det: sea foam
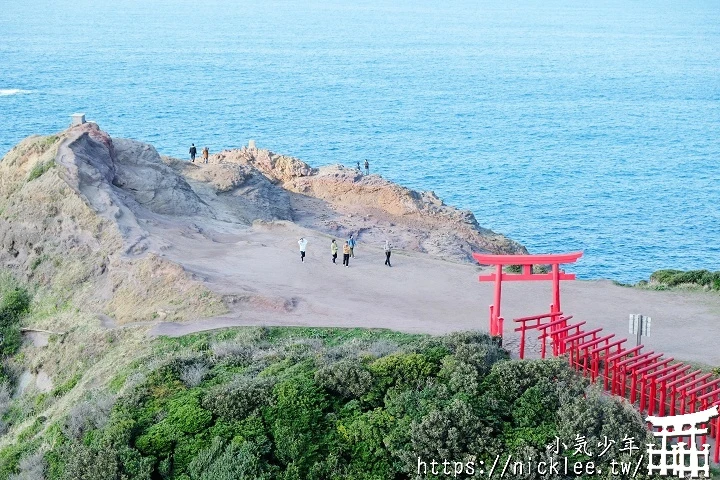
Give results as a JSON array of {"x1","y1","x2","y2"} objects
[{"x1": 0, "y1": 89, "x2": 33, "y2": 96}]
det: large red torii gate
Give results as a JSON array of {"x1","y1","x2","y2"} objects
[{"x1": 472, "y1": 251, "x2": 583, "y2": 337}]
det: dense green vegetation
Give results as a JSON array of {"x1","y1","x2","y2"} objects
[
  {"x1": 646, "y1": 269, "x2": 720, "y2": 291},
  {"x1": 0, "y1": 274, "x2": 31, "y2": 378},
  {"x1": 0, "y1": 325, "x2": 662, "y2": 479},
  {"x1": 504, "y1": 265, "x2": 549, "y2": 274}
]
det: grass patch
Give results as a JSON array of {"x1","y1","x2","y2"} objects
[
  {"x1": 27, "y1": 159, "x2": 55, "y2": 182},
  {"x1": 50, "y1": 373, "x2": 81, "y2": 398}
]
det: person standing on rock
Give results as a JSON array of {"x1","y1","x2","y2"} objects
[
  {"x1": 348, "y1": 234, "x2": 357, "y2": 257},
  {"x1": 298, "y1": 237, "x2": 308, "y2": 262},
  {"x1": 331, "y1": 239, "x2": 338, "y2": 264},
  {"x1": 364, "y1": 159, "x2": 369, "y2": 175},
  {"x1": 202, "y1": 146, "x2": 209, "y2": 164},
  {"x1": 384, "y1": 240, "x2": 392, "y2": 267},
  {"x1": 356, "y1": 161, "x2": 362, "y2": 173},
  {"x1": 342, "y1": 241, "x2": 351, "y2": 267},
  {"x1": 189, "y1": 144, "x2": 197, "y2": 162}
]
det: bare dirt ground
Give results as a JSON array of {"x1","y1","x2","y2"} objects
[{"x1": 142, "y1": 214, "x2": 720, "y2": 365}]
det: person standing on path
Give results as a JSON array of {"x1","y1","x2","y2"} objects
[
  {"x1": 364, "y1": 159, "x2": 369, "y2": 175},
  {"x1": 384, "y1": 240, "x2": 392, "y2": 267},
  {"x1": 331, "y1": 239, "x2": 338, "y2": 264},
  {"x1": 189, "y1": 144, "x2": 197, "y2": 162},
  {"x1": 298, "y1": 237, "x2": 308, "y2": 262},
  {"x1": 202, "y1": 146, "x2": 209, "y2": 164},
  {"x1": 342, "y1": 241, "x2": 351, "y2": 267},
  {"x1": 348, "y1": 234, "x2": 357, "y2": 257}
]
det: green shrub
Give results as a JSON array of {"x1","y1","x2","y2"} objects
[
  {"x1": 265, "y1": 376, "x2": 329, "y2": 473},
  {"x1": 0, "y1": 287, "x2": 31, "y2": 323},
  {"x1": 504, "y1": 265, "x2": 549, "y2": 274},
  {"x1": 202, "y1": 376, "x2": 275, "y2": 420},
  {"x1": 649, "y1": 269, "x2": 720, "y2": 290},
  {"x1": 56, "y1": 441, "x2": 121, "y2": 480},
  {"x1": 0, "y1": 285, "x2": 31, "y2": 356},
  {"x1": 511, "y1": 379, "x2": 559, "y2": 428},
  {"x1": 483, "y1": 358, "x2": 586, "y2": 408},
  {"x1": 188, "y1": 438, "x2": 277, "y2": 480},
  {"x1": 314, "y1": 359, "x2": 372, "y2": 399},
  {"x1": 368, "y1": 352, "x2": 437, "y2": 390},
  {"x1": 17, "y1": 327, "x2": 662, "y2": 479}
]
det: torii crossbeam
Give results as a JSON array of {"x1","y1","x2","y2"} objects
[{"x1": 473, "y1": 251, "x2": 583, "y2": 338}]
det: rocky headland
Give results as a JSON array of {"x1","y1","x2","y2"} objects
[{"x1": 0, "y1": 123, "x2": 524, "y2": 326}]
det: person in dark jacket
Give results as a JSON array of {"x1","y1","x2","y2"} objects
[
  {"x1": 189, "y1": 144, "x2": 197, "y2": 162},
  {"x1": 364, "y1": 159, "x2": 369, "y2": 175},
  {"x1": 348, "y1": 234, "x2": 357, "y2": 257}
]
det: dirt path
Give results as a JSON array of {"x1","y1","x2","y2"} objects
[{"x1": 138, "y1": 217, "x2": 720, "y2": 365}]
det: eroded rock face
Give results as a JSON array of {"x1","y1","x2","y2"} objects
[
  {"x1": 163, "y1": 159, "x2": 294, "y2": 223},
  {"x1": 210, "y1": 147, "x2": 316, "y2": 183},
  {"x1": 113, "y1": 138, "x2": 207, "y2": 216}
]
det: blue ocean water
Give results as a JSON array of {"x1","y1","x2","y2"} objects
[{"x1": 2, "y1": 0, "x2": 719, "y2": 282}]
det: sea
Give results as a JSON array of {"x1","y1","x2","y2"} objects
[{"x1": 1, "y1": 0, "x2": 719, "y2": 282}]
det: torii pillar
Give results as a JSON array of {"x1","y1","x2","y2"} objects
[{"x1": 473, "y1": 252, "x2": 583, "y2": 338}]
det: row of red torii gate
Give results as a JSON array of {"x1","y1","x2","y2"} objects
[{"x1": 473, "y1": 251, "x2": 720, "y2": 465}]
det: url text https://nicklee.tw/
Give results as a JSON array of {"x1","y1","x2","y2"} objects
[{"x1": 417, "y1": 454, "x2": 645, "y2": 478}]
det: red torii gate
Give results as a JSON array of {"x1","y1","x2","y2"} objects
[{"x1": 472, "y1": 251, "x2": 583, "y2": 337}]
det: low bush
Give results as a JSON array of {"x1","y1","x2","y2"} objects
[
  {"x1": 9, "y1": 451, "x2": 46, "y2": 480},
  {"x1": 63, "y1": 394, "x2": 116, "y2": 440},
  {"x1": 210, "y1": 341, "x2": 252, "y2": 366},
  {"x1": 649, "y1": 269, "x2": 720, "y2": 290},
  {"x1": 314, "y1": 358, "x2": 372, "y2": 399},
  {"x1": 179, "y1": 363, "x2": 209, "y2": 388},
  {"x1": 202, "y1": 375, "x2": 275, "y2": 420},
  {"x1": 0, "y1": 286, "x2": 31, "y2": 357}
]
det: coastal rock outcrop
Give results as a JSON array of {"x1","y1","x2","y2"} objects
[
  {"x1": 208, "y1": 147, "x2": 526, "y2": 261},
  {"x1": 112, "y1": 138, "x2": 208, "y2": 216}
]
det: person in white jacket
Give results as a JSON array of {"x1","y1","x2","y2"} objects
[
  {"x1": 298, "y1": 237, "x2": 308, "y2": 262},
  {"x1": 384, "y1": 240, "x2": 392, "y2": 267}
]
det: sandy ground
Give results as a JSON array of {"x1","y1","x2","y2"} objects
[{"x1": 140, "y1": 216, "x2": 720, "y2": 366}]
